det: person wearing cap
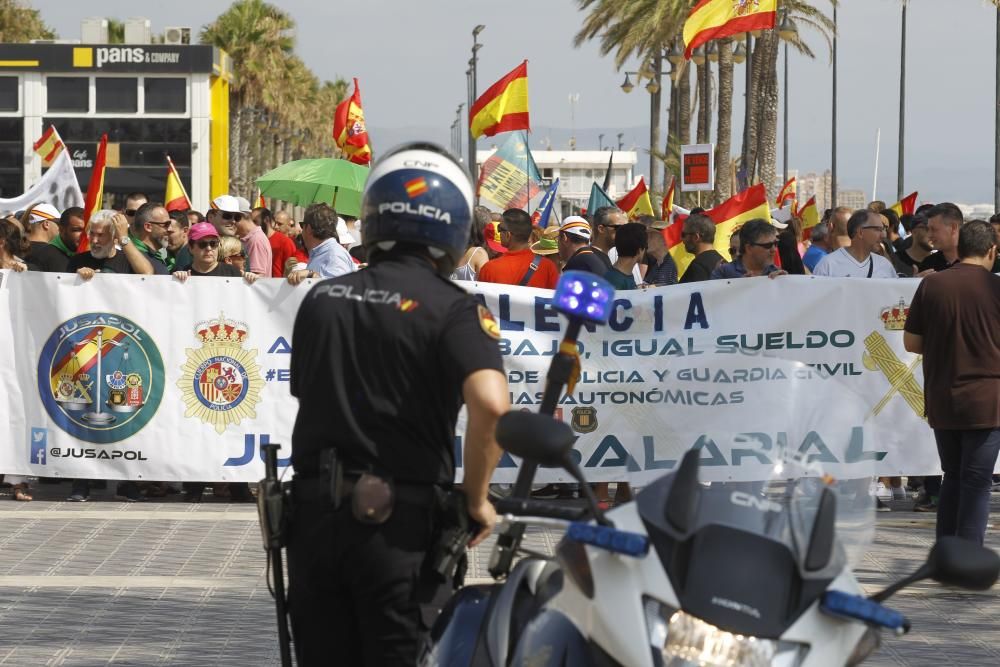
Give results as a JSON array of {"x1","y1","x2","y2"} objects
[
  {"x1": 529, "y1": 225, "x2": 561, "y2": 264},
  {"x1": 478, "y1": 208, "x2": 559, "y2": 289},
  {"x1": 255, "y1": 207, "x2": 297, "y2": 278},
  {"x1": 559, "y1": 217, "x2": 608, "y2": 275},
  {"x1": 207, "y1": 195, "x2": 243, "y2": 238},
  {"x1": 23, "y1": 203, "x2": 60, "y2": 262},
  {"x1": 287, "y1": 203, "x2": 357, "y2": 285},
  {"x1": 234, "y1": 204, "x2": 272, "y2": 277},
  {"x1": 643, "y1": 219, "x2": 679, "y2": 286},
  {"x1": 482, "y1": 220, "x2": 508, "y2": 259},
  {"x1": 172, "y1": 222, "x2": 257, "y2": 283},
  {"x1": 29, "y1": 206, "x2": 86, "y2": 273},
  {"x1": 130, "y1": 202, "x2": 171, "y2": 275},
  {"x1": 68, "y1": 209, "x2": 153, "y2": 278}
]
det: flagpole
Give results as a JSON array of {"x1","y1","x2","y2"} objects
[
  {"x1": 525, "y1": 130, "x2": 531, "y2": 215},
  {"x1": 831, "y1": 2, "x2": 838, "y2": 210}
]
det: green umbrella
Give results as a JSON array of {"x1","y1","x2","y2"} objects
[{"x1": 256, "y1": 158, "x2": 370, "y2": 217}]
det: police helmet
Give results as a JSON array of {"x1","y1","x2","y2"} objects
[{"x1": 361, "y1": 142, "x2": 473, "y2": 274}]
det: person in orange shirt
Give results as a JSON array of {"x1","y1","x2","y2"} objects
[{"x1": 477, "y1": 209, "x2": 559, "y2": 288}]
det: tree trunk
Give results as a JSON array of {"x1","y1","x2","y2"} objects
[
  {"x1": 649, "y1": 51, "x2": 663, "y2": 196},
  {"x1": 754, "y1": 30, "x2": 780, "y2": 195},
  {"x1": 230, "y1": 98, "x2": 244, "y2": 196},
  {"x1": 715, "y1": 38, "x2": 734, "y2": 203},
  {"x1": 695, "y1": 62, "x2": 710, "y2": 144},
  {"x1": 744, "y1": 35, "x2": 770, "y2": 183}
]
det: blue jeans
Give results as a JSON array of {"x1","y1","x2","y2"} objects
[{"x1": 934, "y1": 428, "x2": 1000, "y2": 545}]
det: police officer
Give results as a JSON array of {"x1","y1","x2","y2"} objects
[{"x1": 286, "y1": 142, "x2": 510, "y2": 666}]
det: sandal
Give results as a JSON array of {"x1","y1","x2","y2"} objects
[{"x1": 12, "y1": 484, "x2": 32, "y2": 502}]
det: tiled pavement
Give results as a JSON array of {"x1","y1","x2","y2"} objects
[{"x1": 0, "y1": 483, "x2": 997, "y2": 666}]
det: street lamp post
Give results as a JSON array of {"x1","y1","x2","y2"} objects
[
  {"x1": 467, "y1": 24, "x2": 484, "y2": 182},
  {"x1": 617, "y1": 133, "x2": 624, "y2": 151},
  {"x1": 779, "y1": 13, "x2": 798, "y2": 185},
  {"x1": 898, "y1": 0, "x2": 907, "y2": 202},
  {"x1": 598, "y1": 133, "x2": 604, "y2": 151},
  {"x1": 832, "y1": 2, "x2": 838, "y2": 209},
  {"x1": 621, "y1": 53, "x2": 673, "y2": 194}
]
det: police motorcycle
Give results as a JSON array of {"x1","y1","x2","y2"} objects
[{"x1": 421, "y1": 274, "x2": 1000, "y2": 667}]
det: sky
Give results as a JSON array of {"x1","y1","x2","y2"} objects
[{"x1": 27, "y1": 0, "x2": 1000, "y2": 204}]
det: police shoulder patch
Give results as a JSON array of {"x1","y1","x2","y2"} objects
[{"x1": 477, "y1": 305, "x2": 500, "y2": 340}]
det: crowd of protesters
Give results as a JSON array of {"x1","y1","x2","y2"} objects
[{"x1": 3, "y1": 193, "x2": 999, "y2": 523}]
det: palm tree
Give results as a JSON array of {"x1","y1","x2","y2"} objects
[
  {"x1": 0, "y1": 0, "x2": 54, "y2": 42},
  {"x1": 107, "y1": 19, "x2": 125, "y2": 44},
  {"x1": 715, "y1": 38, "x2": 734, "y2": 203}
]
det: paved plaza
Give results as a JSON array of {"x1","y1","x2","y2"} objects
[{"x1": 0, "y1": 483, "x2": 997, "y2": 666}]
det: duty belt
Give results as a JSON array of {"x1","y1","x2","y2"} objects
[{"x1": 292, "y1": 472, "x2": 437, "y2": 506}]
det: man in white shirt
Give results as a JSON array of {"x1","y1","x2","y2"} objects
[{"x1": 813, "y1": 209, "x2": 898, "y2": 279}]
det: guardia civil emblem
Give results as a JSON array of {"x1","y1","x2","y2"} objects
[
  {"x1": 571, "y1": 406, "x2": 599, "y2": 434},
  {"x1": 178, "y1": 314, "x2": 263, "y2": 434}
]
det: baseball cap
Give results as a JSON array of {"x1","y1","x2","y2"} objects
[
  {"x1": 188, "y1": 222, "x2": 220, "y2": 241},
  {"x1": 529, "y1": 226, "x2": 560, "y2": 255},
  {"x1": 210, "y1": 195, "x2": 242, "y2": 214},
  {"x1": 28, "y1": 203, "x2": 60, "y2": 224},
  {"x1": 646, "y1": 219, "x2": 670, "y2": 230},
  {"x1": 559, "y1": 216, "x2": 591, "y2": 241},
  {"x1": 483, "y1": 222, "x2": 507, "y2": 254},
  {"x1": 236, "y1": 196, "x2": 252, "y2": 214}
]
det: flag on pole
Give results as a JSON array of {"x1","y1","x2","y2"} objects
[
  {"x1": 532, "y1": 178, "x2": 560, "y2": 228},
  {"x1": 164, "y1": 156, "x2": 192, "y2": 212},
  {"x1": 476, "y1": 131, "x2": 542, "y2": 210},
  {"x1": 889, "y1": 191, "x2": 918, "y2": 217},
  {"x1": 33, "y1": 125, "x2": 66, "y2": 167},
  {"x1": 333, "y1": 78, "x2": 372, "y2": 165},
  {"x1": 775, "y1": 176, "x2": 796, "y2": 208},
  {"x1": 683, "y1": 0, "x2": 778, "y2": 59},
  {"x1": 601, "y1": 151, "x2": 614, "y2": 192},
  {"x1": 586, "y1": 182, "x2": 616, "y2": 218},
  {"x1": 77, "y1": 134, "x2": 108, "y2": 254},
  {"x1": 798, "y1": 196, "x2": 819, "y2": 230},
  {"x1": 616, "y1": 177, "x2": 655, "y2": 219},
  {"x1": 255, "y1": 192, "x2": 266, "y2": 208},
  {"x1": 662, "y1": 176, "x2": 676, "y2": 221},
  {"x1": 665, "y1": 183, "x2": 771, "y2": 277},
  {"x1": 469, "y1": 61, "x2": 530, "y2": 139}
]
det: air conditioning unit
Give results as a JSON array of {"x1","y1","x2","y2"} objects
[
  {"x1": 163, "y1": 27, "x2": 192, "y2": 46},
  {"x1": 81, "y1": 17, "x2": 108, "y2": 44},
  {"x1": 124, "y1": 18, "x2": 151, "y2": 45}
]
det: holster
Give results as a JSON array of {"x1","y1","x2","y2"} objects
[
  {"x1": 257, "y1": 477, "x2": 292, "y2": 551},
  {"x1": 427, "y1": 487, "x2": 477, "y2": 589}
]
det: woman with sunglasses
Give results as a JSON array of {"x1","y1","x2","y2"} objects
[
  {"x1": 710, "y1": 218, "x2": 787, "y2": 279},
  {"x1": 172, "y1": 222, "x2": 257, "y2": 284}
]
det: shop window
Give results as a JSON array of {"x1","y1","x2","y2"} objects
[
  {"x1": 47, "y1": 77, "x2": 89, "y2": 112},
  {"x1": 0, "y1": 78, "x2": 17, "y2": 112},
  {"x1": 144, "y1": 78, "x2": 186, "y2": 113},
  {"x1": 96, "y1": 77, "x2": 138, "y2": 113}
]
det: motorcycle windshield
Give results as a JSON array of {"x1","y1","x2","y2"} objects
[{"x1": 636, "y1": 351, "x2": 877, "y2": 638}]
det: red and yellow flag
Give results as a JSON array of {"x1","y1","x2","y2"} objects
[
  {"x1": 333, "y1": 78, "x2": 372, "y2": 165},
  {"x1": 798, "y1": 195, "x2": 819, "y2": 230},
  {"x1": 77, "y1": 133, "x2": 108, "y2": 254},
  {"x1": 665, "y1": 183, "x2": 771, "y2": 277},
  {"x1": 470, "y1": 60, "x2": 530, "y2": 139},
  {"x1": 616, "y1": 176, "x2": 655, "y2": 219},
  {"x1": 661, "y1": 176, "x2": 676, "y2": 221},
  {"x1": 33, "y1": 125, "x2": 65, "y2": 167},
  {"x1": 890, "y1": 191, "x2": 918, "y2": 217},
  {"x1": 775, "y1": 176, "x2": 796, "y2": 208},
  {"x1": 164, "y1": 155, "x2": 192, "y2": 212},
  {"x1": 683, "y1": 0, "x2": 777, "y2": 59}
]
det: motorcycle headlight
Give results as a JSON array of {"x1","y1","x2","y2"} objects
[{"x1": 644, "y1": 599, "x2": 806, "y2": 667}]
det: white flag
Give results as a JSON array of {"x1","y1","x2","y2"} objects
[{"x1": 0, "y1": 150, "x2": 84, "y2": 215}]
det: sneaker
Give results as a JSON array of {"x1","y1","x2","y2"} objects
[
  {"x1": 66, "y1": 492, "x2": 89, "y2": 502},
  {"x1": 114, "y1": 482, "x2": 143, "y2": 502},
  {"x1": 875, "y1": 498, "x2": 892, "y2": 512}
]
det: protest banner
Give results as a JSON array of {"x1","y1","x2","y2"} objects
[{"x1": 0, "y1": 271, "x2": 945, "y2": 483}]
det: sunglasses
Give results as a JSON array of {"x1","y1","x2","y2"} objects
[
  {"x1": 750, "y1": 241, "x2": 780, "y2": 250},
  {"x1": 147, "y1": 220, "x2": 171, "y2": 229},
  {"x1": 195, "y1": 239, "x2": 220, "y2": 249},
  {"x1": 221, "y1": 212, "x2": 244, "y2": 222},
  {"x1": 124, "y1": 209, "x2": 138, "y2": 216},
  {"x1": 861, "y1": 225, "x2": 885, "y2": 232}
]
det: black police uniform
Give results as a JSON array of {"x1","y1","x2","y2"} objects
[{"x1": 287, "y1": 251, "x2": 503, "y2": 666}]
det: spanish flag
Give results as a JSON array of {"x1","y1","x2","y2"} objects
[
  {"x1": 33, "y1": 125, "x2": 65, "y2": 167},
  {"x1": 683, "y1": 0, "x2": 777, "y2": 59},
  {"x1": 77, "y1": 133, "x2": 108, "y2": 254},
  {"x1": 661, "y1": 176, "x2": 676, "y2": 221},
  {"x1": 164, "y1": 155, "x2": 192, "y2": 212},
  {"x1": 333, "y1": 78, "x2": 372, "y2": 165},
  {"x1": 775, "y1": 176, "x2": 796, "y2": 208},
  {"x1": 797, "y1": 195, "x2": 819, "y2": 230},
  {"x1": 470, "y1": 60, "x2": 530, "y2": 139},
  {"x1": 890, "y1": 191, "x2": 918, "y2": 217},
  {"x1": 665, "y1": 183, "x2": 771, "y2": 277},
  {"x1": 616, "y1": 177, "x2": 655, "y2": 219}
]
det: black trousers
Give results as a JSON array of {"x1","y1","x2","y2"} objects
[{"x1": 286, "y1": 494, "x2": 450, "y2": 666}]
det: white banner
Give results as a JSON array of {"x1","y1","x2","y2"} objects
[
  {"x1": 0, "y1": 271, "x2": 944, "y2": 483},
  {"x1": 0, "y1": 150, "x2": 84, "y2": 214}
]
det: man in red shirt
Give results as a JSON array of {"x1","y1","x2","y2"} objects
[
  {"x1": 477, "y1": 208, "x2": 559, "y2": 288},
  {"x1": 254, "y1": 206, "x2": 296, "y2": 278}
]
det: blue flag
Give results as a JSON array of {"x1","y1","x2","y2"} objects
[
  {"x1": 533, "y1": 178, "x2": 559, "y2": 228},
  {"x1": 586, "y1": 181, "x2": 616, "y2": 217}
]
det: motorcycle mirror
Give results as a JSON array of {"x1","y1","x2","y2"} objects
[
  {"x1": 927, "y1": 537, "x2": 1000, "y2": 591},
  {"x1": 495, "y1": 411, "x2": 576, "y2": 468},
  {"x1": 665, "y1": 448, "x2": 701, "y2": 533}
]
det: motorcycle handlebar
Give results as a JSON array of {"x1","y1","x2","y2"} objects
[{"x1": 494, "y1": 497, "x2": 591, "y2": 521}]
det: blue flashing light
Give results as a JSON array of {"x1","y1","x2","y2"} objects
[
  {"x1": 820, "y1": 591, "x2": 906, "y2": 632},
  {"x1": 554, "y1": 271, "x2": 615, "y2": 324},
  {"x1": 567, "y1": 522, "x2": 650, "y2": 557}
]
